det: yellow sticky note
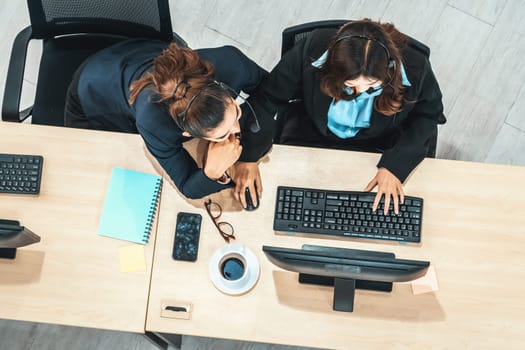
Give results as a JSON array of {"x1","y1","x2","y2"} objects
[
  {"x1": 118, "y1": 245, "x2": 146, "y2": 273},
  {"x1": 411, "y1": 265, "x2": 439, "y2": 295}
]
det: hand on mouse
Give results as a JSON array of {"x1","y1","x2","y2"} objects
[
  {"x1": 203, "y1": 134, "x2": 242, "y2": 180},
  {"x1": 232, "y1": 162, "x2": 262, "y2": 209}
]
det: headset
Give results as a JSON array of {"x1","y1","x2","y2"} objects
[
  {"x1": 176, "y1": 80, "x2": 261, "y2": 134},
  {"x1": 331, "y1": 34, "x2": 397, "y2": 95}
]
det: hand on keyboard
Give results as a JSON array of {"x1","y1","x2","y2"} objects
[
  {"x1": 364, "y1": 168, "x2": 404, "y2": 215},
  {"x1": 273, "y1": 186, "x2": 423, "y2": 243}
]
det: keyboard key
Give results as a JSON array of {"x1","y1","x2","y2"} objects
[{"x1": 358, "y1": 194, "x2": 375, "y2": 202}]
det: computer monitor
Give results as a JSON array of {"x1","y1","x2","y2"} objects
[
  {"x1": 0, "y1": 219, "x2": 41, "y2": 259},
  {"x1": 262, "y1": 244, "x2": 430, "y2": 312}
]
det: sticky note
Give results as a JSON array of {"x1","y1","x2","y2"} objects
[
  {"x1": 411, "y1": 265, "x2": 439, "y2": 295},
  {"x1": 118, "y1": 245, "x2": 146, "y2": 272}
]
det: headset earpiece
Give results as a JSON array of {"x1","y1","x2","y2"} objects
[{"x1": 214, "y1": 81, "x2": 261, "y2": 133}]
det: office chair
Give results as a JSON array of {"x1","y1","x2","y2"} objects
[
  {"x1": 2, "y1": 0, "x2": 188, "y2": 127},
  {"x1": 275, "y1": 19, "x2": 437, "y2": 157}
]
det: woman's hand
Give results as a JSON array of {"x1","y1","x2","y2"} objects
[
  {"x1": 232, "y1": 162, "x2": 262, "y2": 208},
  {"x1": 364, "y1": 167, "x2": 404, "y2": 215},
  {"x1": 203, "y1": 133, "x2": 242, "y2": 180}
]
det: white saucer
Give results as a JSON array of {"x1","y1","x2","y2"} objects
[{"x1": 209, "y1": 244, "x2": 260, "y2": 295}]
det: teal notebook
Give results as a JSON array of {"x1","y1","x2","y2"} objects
[{"x1": 98, "y1": 167, "x2": 162, "y2": 244}]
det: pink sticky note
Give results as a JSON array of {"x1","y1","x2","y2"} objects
[{"x1": 411, "y1": 265, "x2": 439, "y2": 295}]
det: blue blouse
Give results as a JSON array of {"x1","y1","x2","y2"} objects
[{"x1": 312, "y1": 51, "x2": 411, "y2": 138}]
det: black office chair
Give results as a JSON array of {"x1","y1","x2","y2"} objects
[
  {"x1": 275, "y1": 20, "x2": 437, "y2": 157},
  {"x1": 2, "y1": 0, "x2": 188, "y2": 127}
]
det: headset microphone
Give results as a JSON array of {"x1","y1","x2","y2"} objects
[
  {"x1": 365, "y1": 87, "x2": 376, "y2": 94},
  {"x1": 250, "y1": 121, "x2": 261, "y2": 133},
  {"x1": 245, "y1": 100, "x2": 261, "y2": 133}
]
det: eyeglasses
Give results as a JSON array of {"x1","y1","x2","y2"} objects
[
  {"x1": 175, "y1": 80, "x2": 260, "y2": 133},
  {"x1": 204, "y1": 199, "x2": 235, "y2": 243}
]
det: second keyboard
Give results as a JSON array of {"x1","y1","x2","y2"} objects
[
  {"x1": 0, "y1": 153, "x2": 43, "y2": 195},
  {"x1": 274, "y1": 186, "x2": 423, "y2": 243}
]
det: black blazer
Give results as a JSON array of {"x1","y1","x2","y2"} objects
[
  {"x1": 76, "y1": 40, "x2": 268, "y2": 199},
  {"x1": 249, "y1": 29, "x2": 446, "y2": 182}
]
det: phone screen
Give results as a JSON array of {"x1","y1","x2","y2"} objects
[{"x1": 172, "y1": 212, "x2": 202, "y2": 261}]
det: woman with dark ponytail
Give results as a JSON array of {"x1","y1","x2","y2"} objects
[
  {"x1": 250, "y1": 19, "x2": 446, "y2": 214},
  {"x1": 64, "y1": 39, "x2": 269, "y2": 207}
]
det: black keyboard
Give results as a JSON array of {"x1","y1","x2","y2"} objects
[
  {"x1": 0, "y1": 153, "x2": 43, "y2": 195},
  {"x1": 274, "y1": 186, "x2": 423, "y2": 243}
]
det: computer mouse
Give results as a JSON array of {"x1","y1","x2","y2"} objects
[{"x1": 244, "y1": 186, "x2": 259, "y2": 211}]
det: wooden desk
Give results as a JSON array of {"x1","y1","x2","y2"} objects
[
  {"x1": 0, "y1": 123, "x2": 157, "y2": 333},
  {"x1": 147, "y1": 142, "x2": 525, "y2": 349}
]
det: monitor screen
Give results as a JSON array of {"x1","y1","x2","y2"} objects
[
  {"x1": 263, "y1": 244, "x2": 429, "y2": 312},
  {"x1": 0, "y1": 219, "x2": 41, "y2": 259}
]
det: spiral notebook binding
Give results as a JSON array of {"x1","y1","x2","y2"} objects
[{"x1": 142, "y1": 177, "x2": 163, "y2": 243}]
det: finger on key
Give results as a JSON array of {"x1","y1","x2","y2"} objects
[
  {"x1": 384, "y1": 193, "x2": 391, "y2": 215},
  {"x1": 393, "y1": 194, "x2": 399, "y2": 215},
  {"x1": 372, "y1": 191, "x2": 381, "y2": 212}
]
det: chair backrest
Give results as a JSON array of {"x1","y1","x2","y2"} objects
[
  {"x1": 28, "y1": 0, "x2": 176, "y2": 127},
  {"x1": 2, "y1": 0, "x2": 179, "y2": 126},
  {"x1": 28, "y1": 0, "x2": 173, "y2": 41},
  {"x1": 281, "y1": 20, "x2": 348, "y2": 56},
  {"x1": 281, "y1": 19, "x2": 430, "y2": 58}
]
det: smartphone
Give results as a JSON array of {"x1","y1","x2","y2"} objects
[{"x1": 172, "y1": 212, "x2": 202, "y2": 262}]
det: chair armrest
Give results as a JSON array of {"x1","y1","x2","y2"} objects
[
  {"x1": 274, "y1": 99, "x2": 303, "y2": 144},
  {"x1": 2, "y1": 26, "x2": 33, "y2": 122}
]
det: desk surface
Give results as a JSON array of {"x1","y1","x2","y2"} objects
[
  {"x1": 147, "y1": 141, "x2": 525, "y2": 349},
  {"x1": 0, "y1": 123, "x2": 157, "y2": 333}
]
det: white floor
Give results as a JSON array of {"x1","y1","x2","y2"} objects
[{"x1": 1, "y1": 0, "x2": 525, "y2": 349}]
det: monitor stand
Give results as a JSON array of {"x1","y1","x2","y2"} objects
[
  {"x1": 299, "y1": 274, "x2": 392, "y2": 312},
  {"x1": 0, "y1": 248, "x2": 17, "y2": 260}
]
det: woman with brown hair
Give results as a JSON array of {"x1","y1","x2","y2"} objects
[
  {"x1": 249, "y1": 19, "x2": 446, "y2": 214},
  {"x1": 64, "y1": 39, "x2": 271, "y2": 207}
]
